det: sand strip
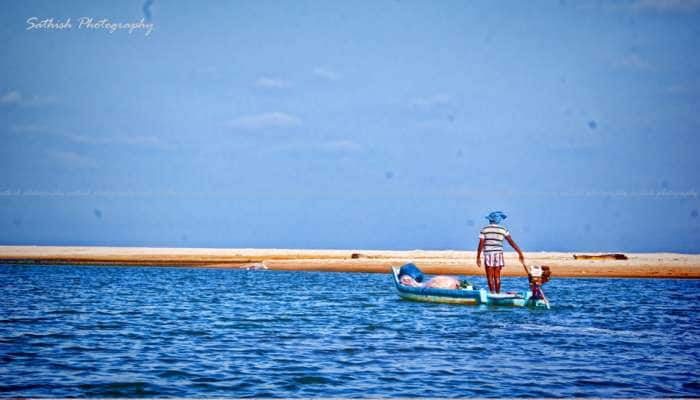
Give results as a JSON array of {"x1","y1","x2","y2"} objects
[{"x1": 1, "y1": 246, "x2": 699, "y2": 278}]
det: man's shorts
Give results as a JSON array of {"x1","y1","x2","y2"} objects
[{"x1": 484, "y1": 251, "x2": 504, "y2": 268}]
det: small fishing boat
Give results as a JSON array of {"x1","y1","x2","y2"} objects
[{"x1": 391, "y1": 265, "x2": 549, "y2": 308}]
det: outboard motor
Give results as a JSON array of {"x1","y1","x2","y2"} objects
[
  {"x1": 528, "y1": 265, "x2": 551, "y2": 284},
  {"x1": 527, "y1": 265, "x2": 551, "y2": 302}
]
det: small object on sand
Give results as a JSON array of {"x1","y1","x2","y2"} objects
[
  {"x1": 350, "y1": 253, "x2": 365, "y2": 259},
  {"x1": 240, "y1": 262, "x2": 268, "y2": 270},
  {"x1": 573, "y1": 253, "x2": 628, "y2": 260}
]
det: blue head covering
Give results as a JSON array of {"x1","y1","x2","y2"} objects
[{"x1": 486, "y1": 211, "x2": 507, "y2": 224}]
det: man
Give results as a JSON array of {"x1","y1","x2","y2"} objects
[{"x1": 476, "y1": 211, "x2": 527, "y2": 293}]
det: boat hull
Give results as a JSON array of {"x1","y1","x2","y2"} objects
[
  {"x1": 396, "y1": 291, "x2": 480, "y2": 305},
  {"x1": 391, "y1": 266, "x2": 548, "y2": 308}
]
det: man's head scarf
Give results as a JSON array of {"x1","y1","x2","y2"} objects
[{"x1": 486, "y1": 211, "x2": 507, "y2": 224}]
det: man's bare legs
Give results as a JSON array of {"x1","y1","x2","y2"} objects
[
  {"x1": 484, "y1": 266, "x2": 505, "y2": 293},
  {"x1": 494, "y1": 267, "x2": 502, "y2": 294},
  {"x1": 485, "y1": 267, "x2": 491, "y2": 292}
]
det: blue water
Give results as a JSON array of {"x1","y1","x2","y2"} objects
[{"x1": 1, "y1": 265, "x2": 699, "y2": 398}]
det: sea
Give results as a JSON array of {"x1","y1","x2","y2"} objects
[{"x1": 1, "y1": 264, "x2": 699, "y2": 398}]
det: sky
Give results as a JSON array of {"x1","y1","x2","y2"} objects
[{"x1": 1, "y1": 0, "x2": 699, "y2": 252}]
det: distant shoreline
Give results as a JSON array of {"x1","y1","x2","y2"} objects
[{"x1": 1, "y1": 245, "x2": 699, "y2": 278}]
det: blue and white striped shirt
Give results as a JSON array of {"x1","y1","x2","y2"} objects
[{"x1": 479, "y1": 224, "x2": 510, "y2": 253}]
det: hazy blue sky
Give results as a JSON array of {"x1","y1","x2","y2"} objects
[{"x1": 1, "y1": 0, "x2": 699, "y2": 252}]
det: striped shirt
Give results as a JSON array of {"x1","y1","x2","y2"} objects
[{"x1": 479, "y1": 224, "x2": 510, "y2": 253}]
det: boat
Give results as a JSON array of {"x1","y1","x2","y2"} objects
[{"x1": 391, "y1": 265, "x2": 549, "y2": 308}]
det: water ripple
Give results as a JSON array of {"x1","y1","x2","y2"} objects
[{"x1": 0, "y1": 265, "x2": 698, "y2": 397}]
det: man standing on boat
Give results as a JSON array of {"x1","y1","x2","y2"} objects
[{"x1": 476, "y1": 211, "x2": 527, "y2": 293}]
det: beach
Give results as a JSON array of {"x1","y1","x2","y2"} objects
[{"x1": 1, "y1": 245, "x2": 698, "y2": 278}]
